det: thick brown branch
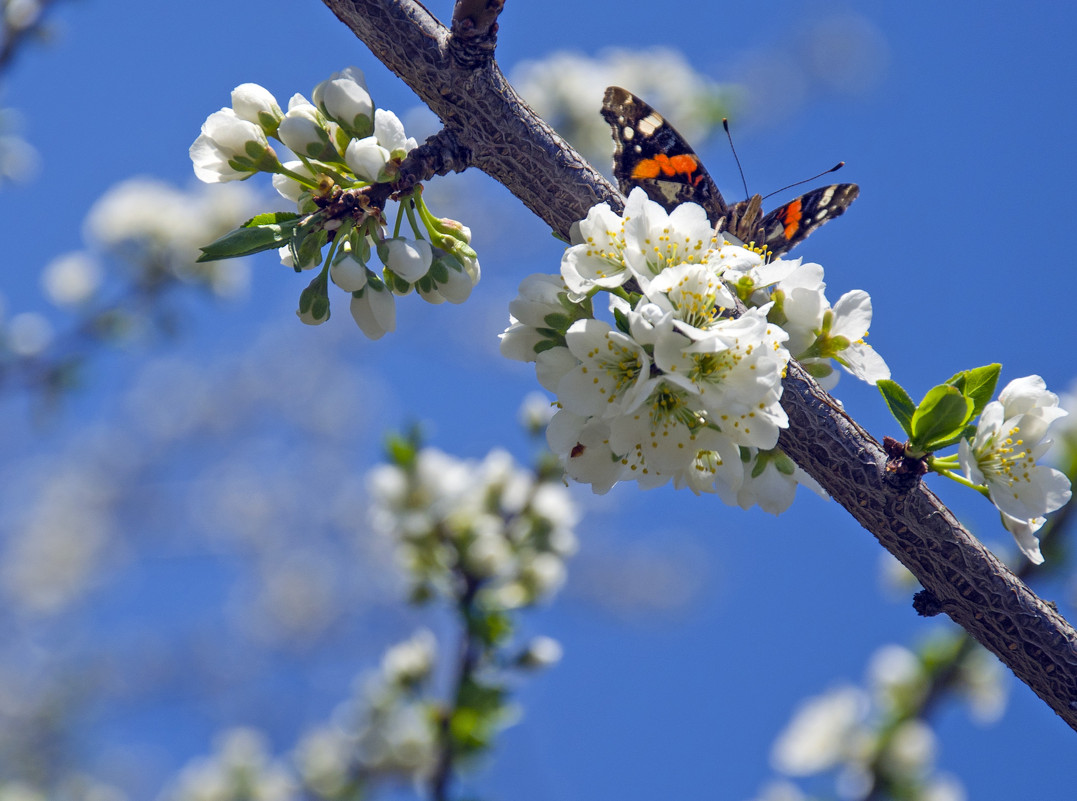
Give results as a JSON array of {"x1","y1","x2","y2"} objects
[
  {"x1": 320, "y1": 0, "x2": 1077, "y2": 730},
  {"x1": 321, "y1": 0, "x2": 617, "y2": 238}
]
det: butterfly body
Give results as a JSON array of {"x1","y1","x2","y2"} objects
[{"x1": 601, "y1": 86, "x2": 858, "y2": 258}]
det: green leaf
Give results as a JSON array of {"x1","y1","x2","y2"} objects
[
  {"x1": 385, "y1": 430, "x2": 419, "y2": 468},
  {"x1": 877, "y1": 379, "x2": 917, "y2": 438},
  {"x1": 918, "y1": 427, "x2": 977, "y2": 455},
  {"x1": 910, "y1": 385, "x2": 974, "y2": 453},
  {"x1": 242, "y1": 211, "x2": 300, "y2": 228},
  {"x1": 196, "y1": 217, "x2": 300, "y2": 262},
  {"x1": 470, "y1": 609, "x2": 513, "y2": 648},
  {"x1": 947, "y1": 363, "x2": 1000, "y2": 419}
]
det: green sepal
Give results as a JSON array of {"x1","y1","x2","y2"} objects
[
  {"x1": 910, "y1": 385, "x2": 974, "y2": 453},
  {"x1": 542, "y1": 312, "x2": 573, "y2": 332},
  {"x1": 386, "y1": 270, "x2": 411, "y2": 294},
  {"x1": 878, "y1": 379, "x2": 917, "y2": 439},
  {"x1": 196, "y1": 214, "x2": 300, "y2": 262},
  {"x1": 297, "y1": 271, "x2": 331, "y2": 323}
]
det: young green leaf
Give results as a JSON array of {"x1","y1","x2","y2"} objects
[
  {"x1": 951, "y1": 363, "x2": 1001, "y2": 419},
  {"x1": 910, "y1": 385, "x2": 973, "y2": 453},
  {"x1": 196, "y1": 217, "x2": 300, "y2": 262},
  {"x1": 242, "y1": 211, "x2": 301, "y2": 228},
  {"x1": 878, "y1": 379, "x2": 917, "y2": 438}
]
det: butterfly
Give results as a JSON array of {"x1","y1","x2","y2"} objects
[{"x1": 601, "y1": 86, "x2": 859, "y2": 258}]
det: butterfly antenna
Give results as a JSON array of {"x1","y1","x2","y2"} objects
[
  {"x1": 761, "y1": 162, "x2": 846, "y2": 201},
  {"x1": 723, "y1": 118, "x2": 751, "y2": 200}
]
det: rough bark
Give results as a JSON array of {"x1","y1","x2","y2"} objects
[{"x1": 320, "y1": 0, "x2": 1077, "y2": 731}]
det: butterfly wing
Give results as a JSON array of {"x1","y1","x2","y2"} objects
[
  {"x1": 601, "y1": 86, "x2": 728, "y2": 221},
  {"x1": 756, "y1": 183, "x2": 860, "y2": 258}
]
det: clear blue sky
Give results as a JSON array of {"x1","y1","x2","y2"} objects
[{"x1": 2, "y1": 1, "x2": 1076, "y2": 799}]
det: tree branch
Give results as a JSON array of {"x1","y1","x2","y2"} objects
[{"x1": 320, "y1": 0, "x2": 1077, "y2": 731}]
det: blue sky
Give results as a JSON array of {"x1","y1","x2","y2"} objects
[{"x1": 1, "y1": 0, "x2": 1076, "y2": 799}]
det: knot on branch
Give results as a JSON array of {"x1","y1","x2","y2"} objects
[
  {"x1": 394, "y1": 128, "x2": 473, "y2": 194},
  {"x1": 449, "y1": 0, "x2": 502, "y2": 68},
  {"x1": 883, "y1": 435, "x2": 928, "y2": 489}
]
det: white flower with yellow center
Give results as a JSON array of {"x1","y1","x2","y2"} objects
[
  {"x1": 561, "y1": 197, "x2": 629, "y2": 296},
  {"x1": 644, "y1": 262, "x2": 736, "y2": 338},
  {"x1": 654, "y1": 307, "x2": 790, "y2": 449},
  {"x1": 545, "y1": 411, "x2": 625, "y2": 494},
  {"x1": 620, "y1": 188, "x2": 715, "y2": 290},
  {"x1": 959, "y1": 375, "x2": 1071, "y2": 561},
  {"x1": 557, "y1": 319, "x2": 654, "y2": 418}
]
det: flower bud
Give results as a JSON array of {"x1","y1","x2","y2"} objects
[
  {"x1": 382, "y1": 629, "x2": 436, "y2": 686},
  {"x1": 373, "y1": 108, "x2": 417, "y2": 159},
  {"x1": 297, "y1": 272, "x2": 331, "y2": 325},
  {"x1": 231, "y1": 83, "x2": 283, "y2": 136},
  {"x1": 516, "y1": 636, "x2": 563, "y2": 670},
  {"x1": 330, "y1": 244, "x2": 369, "y2": 293},
  {"x1": 190, "y1": 108, "x2": 278, "y2": 183},
  {"x1": 345, "y1": 136, "x2": 392, "y2": 183},
  {"x1": 379, "y1": 238, "x2": 432, "y2": 283},
  {"x1": 350, "y1": 276, "x2": 396, "y2": 339},
  {"x1": 278, "y1": 97, "x2": 335, "y2": 161},
  {"x1": 313, "y1": 67, "x2": 374, "y2": 138}
]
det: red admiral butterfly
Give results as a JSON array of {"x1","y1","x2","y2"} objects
[{"x1": 601, "y1": 86, "x2": 858, "y2": 258}]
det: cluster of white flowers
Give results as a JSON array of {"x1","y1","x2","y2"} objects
[
  {"x1": 294, "y1": 629, "x2": 441, "y2": 793},
  {"x1": 957, "y1": 375, "x2": 1071, "y2": 564},
  {"x1": 161, "y1": 729, "x2": 296, "y2": 801},
  {"x1": 190, "y1": 67, "x2": 479, "y2": 339},
  {"x1": 765, "y1": 641, "x2": 1001, "y2": 801},
  {"x1": 0, "y1": 177, "x2": 261, "y2": 392},
  {"x1": 501, "y1": 188, "x2": 888, "y2": 510},
  {"x1": 367, "y1": 446, "x2": 579, "y2": 609}
]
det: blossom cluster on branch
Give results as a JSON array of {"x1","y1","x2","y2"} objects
[
  {"x1": 501, "y1": 187, "x2": 889, "y2": 511},
  {"x1": 190, "y1": 67, "x2": 479, "y2": 339}
]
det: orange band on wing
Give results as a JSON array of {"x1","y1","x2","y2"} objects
[
  {"x1": 632, "y1": 154, "x2": 702, "y2": 185},
  {"x1": 780, "y1": 199, "x2": 803, "y2": 239}
]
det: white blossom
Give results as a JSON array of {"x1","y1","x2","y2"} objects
[
  {"x1": 380, "y1": 238, "x2": 432, "y2": 283},
  {"x1": 277, "y1": 96, "x2": 333, "y2": 159},
  {"x1": 231, "y1": 82, "x2": 283, "y2": 132},
  {"x1": 345, "y1": 135, "x2": 392, "y2": 182},
  {"x1": 959, "y1": 375, "x2": 1071, "y2": 561},
  {"x1": 313, "y1": 67, "x2": 373, "y2": 133},
  {"x1": 190, "y1": 108, "x2": 274, "y2": 183},
  {"x1": 350, "y1": 280, "x2": 396, "y2": 339},
  {"x1": 41, "y1": 251, "x2": 101, "y2": 306}
]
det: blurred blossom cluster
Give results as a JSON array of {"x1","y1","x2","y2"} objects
[
  {"x1": 190, "y1": 67, "x2": 479, "y2": 339},
  {"x1": 80, "y1": 178, "x2": 261, "y2": 298},
  {"x1": 0, "y1": 108, "x2": 37, "y2": 184},
  {"x1": 761, "y1": 641, "x2": 1007, "y2": 801},
  {"x1": 368, "y1": 440, "x2": 578, "y2": 609},
  {"x1": 502, "y1": 188, "x2": 887, "y2": 505},
  {"x1": 297, "y1": 629, "x2": 442, "y2": 793},
  {"x1": 161, "y1": 434, "x2": 576, "y2": 800},
  {"x1": 0, "y1": 177, "x2": 261, "y2": 400},
  {"x1": 512, "y1": 47, "x2": 732, "y2": 170},
  {"x1": 161, "y1": 729, "x2": 296, "y2": 801}
]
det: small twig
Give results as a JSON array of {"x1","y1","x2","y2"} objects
[{"x1": 430, "y1": 574, "x2": 482, "y2": 801}]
